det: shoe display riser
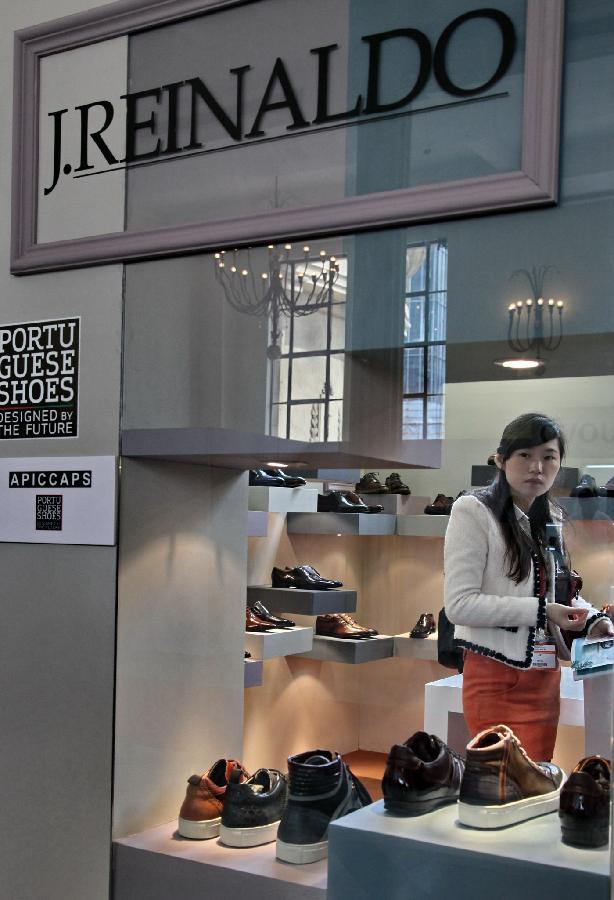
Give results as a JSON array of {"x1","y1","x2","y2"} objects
[
  {"x1": 248, "y1": 487, "x2": 319, "y2": 514},
  {"x1": 247, "y1": 585, "x2": 357, "y2": 615},
  {"x1": 244, "y1": 659, "x2": 263, "y2": 688},
  {"x1": 393, "y1": 632, "x2": 439, "y2": 661},
  {"x1": 327, "y1": 802, "x2": 609, "y2": 900},
  {"x1": 248, "y1": 511, "x2": 268, "y2": 537},
  {"x1": 296, "y1": 634, "x2": 394, "y2": 664},
  {"x1": 395, "y1": 515, "x2": 449, "y2": 536},
  {"x1": 113, "y1": 823, "x2": 327, "y2": 900},
  {"x1": 244, "y1": 626, "x2": 313, "y2": 660},
  {"x1": 353, "y1": 494, "x2": 431, "y2": 515},
  {"x1": 287, "y1": 513, "x2": 397, "y2": 535}
]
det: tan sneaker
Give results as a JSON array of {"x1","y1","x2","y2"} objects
[
  {"x1": 178, "y1": 758, "x2": 249, "y2": 839},
  {"x1": 458, "y1": 724, "x2": 564, "y2": 829}
]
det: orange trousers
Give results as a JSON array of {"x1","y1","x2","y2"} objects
[{"x1": 462, "y1": 651, "x2": 561, "y2": 761}]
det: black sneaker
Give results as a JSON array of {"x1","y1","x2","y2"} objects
[
  {"x1": 382, "y1": 731, "x2": 464, "y2": 815},
  {"x1": 276, "y1": 750, "x2": 372, "y2": 864},
  {"x1": 219, "y1": 768, "x2": 288, "y2": 848}
]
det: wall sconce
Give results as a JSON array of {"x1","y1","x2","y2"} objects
[{"x1": 494, "y1": 266, "x2": 564, "y2": 370}]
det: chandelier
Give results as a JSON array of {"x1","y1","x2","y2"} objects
[
  {"x1": 213, "y1": 243, "x2": 341, "y2": 358},
  {"x1": 496, "y1": 266, "x2": 564, "y2": 370}
]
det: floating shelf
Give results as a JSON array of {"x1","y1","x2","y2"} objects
[
  {"x1": 393, "y1": 631, "x2": 439, "y2": 661},
  {"x1": 247, "y1": 585, "x2": 357, "y2": 615},
  {"x1": 248, "y1": 486, "x2": 319, "y2": 513},
  {"x1": 247, "y1": 510, "x2": 268, "y2": 537},
  {"x1": 244, "y1": 658, "x2": 263, "y2": 688},
  {"x1": 296, "y1": 634, "x2": 394, "y2": 664},
  {"x1": 287, "y1": 512, "x2": 397, "y2": 536},
  {"x1": 395, "y1": 515, "x2": 449, "y2": 536},
  {"x1": 244, "y1": 625, "x2": 313, "y2": 660},
  {"x1": 353, "y1": 494, "x2": 431, "y2": 515}
]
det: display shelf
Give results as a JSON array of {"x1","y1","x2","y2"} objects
[
  {"x1": 248, "y1": 486, "x2": 319, "y2": 513},
  {"x1": 113, "y1": 822, "x2": 327, "y2": 900},
  {"x1": 247, "y1": 511, "x2": 268, "y2": 537},
  {"x1": 395, "y1": 514, "x2": 449, "y2": 536},
  {"x1": 354, "y1": 494, "x2": 431, "y2": 515},
  {"x1": 558, "y1": 496, "x2": 614, "y2": 520},
  {"x1": 244, "y1": 626, "x2": 313, "y2": 660},
  {"x1": 327, "y1": 801, "x2": 609, "y2": 900},
  {"x1": 244, "y1": 658, "x2": 263, "y2": 688},
  {"x1": 287, "y1": 512, "x2": 397, "y2": 535},
  {"x1": 247, "y1": 585, "x2": 357, "y2": 615},
  {"x1": 296, "y1": 634, "x2": 394, "y2": 664},
  {"x1": 393, "y1": 631, "x2": 439, "y2": 661}
]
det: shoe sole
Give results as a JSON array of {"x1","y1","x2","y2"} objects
[
  {"x1": 560, "y1": 824, "x2": 609, "y2": 848},
  {"x1": 178, "y1": 815, "x2": 221, "y2": 839},
  {"x1": 384, "y1": 795, "x2": 457, "y2": 816},
  {"x1": 219, "y1": 819, "x2": 280, "y2": 847},
  {"x1": 276, "y1": 837, "x2": 328, "y2": 864},
  {"x1": 457, "y1": 785, "x2": 562, "y2": 829}
]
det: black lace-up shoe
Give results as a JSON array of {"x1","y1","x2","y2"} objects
[
  {"x1": 382, "y1": 732, "x2": 464, "y2": 815},
  {"x1": 220, "y1": 768, "x2": 288, "y2": 847},
  {"x1": 385, "y1": 473, "x2": 411, "y2": 494},
  {"x1": 249, "y1": 600, "x2": 295, "y2": 628},
  {"x1": 276, "y1": 750, "x2": 372, "y2": 864},
  {"x1": 570, "y1": 474, "x2": 598, "y2": 497},
  {"x1": 559, "y1": 756, "x2": 611, "y2": 847}
]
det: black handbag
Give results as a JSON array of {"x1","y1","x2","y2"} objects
[{"x1": 437, "y1": 607, "x2": 464, "y2": 672}]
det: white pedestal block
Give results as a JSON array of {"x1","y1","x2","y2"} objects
[
  {"x1": 287, "y1": 513, "x2": 396, "y2": 535},
  {"x1": 296, "y1": 634, "x2": 394, "y2": 664},
  {"x1": 114, "y1": 822, "x2": 326, "y2": 900},
  {"x1": 328, "y1": 801, "x2": 609, "y2": 900},
  {"x1": 244, "y1": 626, "x2": 313, "y2": 660},
  {"x1": 244, "y1": 658, "x2": 263, "y2": 688},
  {"x1": 247, "y1": 586, "x2": 357, "y2": 615},
  {"x1": 393, "y1": 631, "x2": 439, "y2": 661},
  {"x1": 247, "y1": 511, "x2": 268, "y2": 537},
  {"x1": 395, "y1": 515, "x2": 449, "y2": 536},
  {"x1": 248, "y1": 486, "x2": 318, "y2": 513}
]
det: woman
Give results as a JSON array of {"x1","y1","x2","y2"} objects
[{"x1": 444, "y1": 412, "x2": 613, "y2": 761}]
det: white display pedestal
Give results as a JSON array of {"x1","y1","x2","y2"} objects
[{"x1": 328, "y1": 801, "x2": 609, "y2": 900}]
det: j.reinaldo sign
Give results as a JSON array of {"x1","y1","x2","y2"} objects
[{"x1": 11, "y1": 0, "x2": 564, "y2": 274}]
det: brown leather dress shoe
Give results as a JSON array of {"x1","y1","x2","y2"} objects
[
  {"x1": 382, "y1": 732, "x2": 464, "y2": 815},
  {"x1": 559, "y1": 756, "x2": 611, "y2": 847},
  {"x1": 355, "y1": 472, "x2": 389, "y2": 493},
  {"x1": 316, "y1": 613, "x2": 372, "y2": 639},
  {"x1": 410, "y1": 613, "x2": 436, "y2": 639},
  {"x1": 424, "y1": 494, "x2": 454, "y2": 515},
  {"x1": 246, "y1": 607, "x2": 274, "y2": 632}
]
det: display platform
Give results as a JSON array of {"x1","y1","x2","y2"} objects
[
  {"x1": 244, "y1": 626, "x2": 313, "y2": 660},
  {"x1": 247, "y1": 511, "x2": 268, "y2": 537},
  {"x1": 113, "y1": 821, "x2": 326, "y2": 900},
  {"x1": 393, "y1": 631, "x2": 439, "y2": 661},
  {"x1": 327, "y1": 801, "x2": 609, "y2": 900},
  {"x1": 248, "y1": 486, "x2": 319, "y2": 513},
  {"x1": 244, "y1": 658, "x2": 263, "y2": 688},
  {"x1": 296, "y1": 634, "x2": 394, "y2": 664},
  {"x1": 395, "y1": 514, "x2": 449, "y2": 536},
  {"x1": 287, "y1": 512, "x2": 396, "y2": 535},
  {"x1": 247, "y1": 586, "x2": 357, "y2": 616}
]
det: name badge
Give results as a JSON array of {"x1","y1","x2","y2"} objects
[{"x1": 531, "y1": 642, "x2": 557, "y2": 669}]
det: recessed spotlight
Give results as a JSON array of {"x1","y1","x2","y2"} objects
[{"x1": 493, "y1": 358, "x2": 543, "y2": 370}]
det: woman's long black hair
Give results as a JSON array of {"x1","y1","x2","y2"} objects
[{"x1": 475, "y1": 412, "x2": 567, "y2": 584}]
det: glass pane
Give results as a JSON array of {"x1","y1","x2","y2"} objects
[
  {"x1": 331, "y1": 258, "x2": 348, "y2": 304},
  {"x1": 428, "y1": 292, "x2": 447, "y2": 343},
  {"x1": 327, "y1": 401, "x2": 343, "y2": 442},
  {"x1": 427, "y1": 395, "x2": 445, "y2": 439},
  {"x1": 427, "y1": 345, "x2": 446, "y2": 395},
  {"x1": 429, "y1": 242, "x2": 448, "y2": 292},
  {"x1": 289, "y1": 402, "x2": 321, "y2": 442},
  {"x1": 271, "y1": 358, "x2": 289, "y2": 405},
  {"x1": 426, "y1": 344, "x2": 446, "y2": 394},
  {"x1": 329, "y1": 354, "x2": 345, "y2": 401},
  {"x1": 270, "y1": 316, "x2": 290, "y2": 356},
  {"x1": 406, "y1": 246, "x2": 426, "y2": 293},
  {"x1": 330, "y1": 304, "x2": 346, "y2": 350},
  {"x1": 403, "y1": 348, "x2": 424, "y2": 394},
  {"x1": 404, "y1": 296, "x2": 425, "y2": 344},
  {"x1": 292, "y1": 308, "x2": 328, "y2": 354},
  {"x1": 270, "y1": 403, "x2": 287, "y2": 439},
  {"x1": 402, "y1": 398, "x2": 424, "y2": 440},
  {"x1": 289, "y1": 356, "x2": 327, "y2": 401}
]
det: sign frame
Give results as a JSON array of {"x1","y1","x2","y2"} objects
[{"x1": 11, "y1": 0, "x2": 564, "y2": 275}]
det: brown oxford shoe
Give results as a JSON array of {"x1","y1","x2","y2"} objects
[
  {"x1": 316, "y1": 613, "x2": 372, "y2": 639},
  {"x1": 246, "y1": 606, "x2": 274, "y2": 632},
  {"x1": 355, "y1": 472, "x2": 389, "y2": 494},
  {"x1": 410, "y1": 613, "x2": 436, "y2": 639}
]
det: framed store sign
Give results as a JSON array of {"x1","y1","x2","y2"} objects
[
  {"x1": 0, "y1": 456, "x2": 117, "y2": 544},
  {"x1": 11, "y1": 0, "x2": 564, "y2": 274}
]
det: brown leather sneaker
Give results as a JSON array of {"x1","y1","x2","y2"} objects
[
  {"x1": 559, "y1": 756, "x2": 611, "y2": 847},
  {"x1": 458, "y1": 725, "x2": 564, "y2": 829},
  {"x1": 178, "y1": 759, "x2": 250, "y2": 839},
  {"x1": 382, "y1": 732, "x2": 464, "y2": 815}
]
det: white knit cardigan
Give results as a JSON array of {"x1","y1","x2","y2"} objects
[{"x1": 444, "y1": 493, "x2": 605, "y2": 669}]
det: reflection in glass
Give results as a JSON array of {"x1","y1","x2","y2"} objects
[
  {"x1": 402, "y1": 398, "x2": 424, "y2": 440},
  {"x1": 404, "y1": 296, "x2": 425, "y2": 344},
  {"x1": 429, "y1": 242, "x2": 448, "y2": 293},
  {"x1": 427, "y1": 395, "x2": 445, "y2": 439},
  {"x1": 429, "y1": 292, "x2": 447, "y2": 342},
  {"x1": 406, "y1": 246, "x2": 427, "y2": 293},
  {"x1": 428, "y1": 345, "x2": 446, "y2": 395},
  {"x1": 327, "y1": 401, "x2": 343, "y2": 442},
  {"x1": 290, "y1": 356, "x2": 327, "y2": 401},
  {"x1": 404, "y1": 348, "x2": 425, "y2": 394}
]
